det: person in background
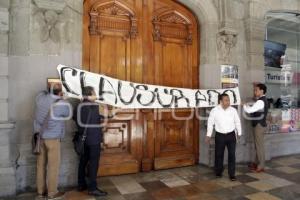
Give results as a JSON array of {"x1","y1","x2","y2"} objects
[
  {"x1": 205, "y1": 93, "x2": 242, "y2": 181},
  {"x1": 33, "y1": 83, "x2": 71, "y2": 200},
  {"x1": 243, "y1": 83, "x2": 268, "y2": 173}
]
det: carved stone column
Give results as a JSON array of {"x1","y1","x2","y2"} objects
[
  {"x1": 244, "y1": 18, "x2": 267, "y2": 82},
  {"x1": 242, "y1": 1, "x2": 268, "y2": 162},
  {"x1": 216, "y1": 0, "x2": 238, "y2": 64},
  {"x1": 0, "y1": 3, "x2": 16, "y2": 197},
  {"x1": 243, "y1": 0, "x2": 268, "y2": 82},
  {"x1": 9, "y1": 0, "x2": 31, "y2": 56}
]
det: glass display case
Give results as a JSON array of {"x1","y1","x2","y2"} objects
[{"x1": 264, "y1": 13, "x2": 300, "y2": 134}]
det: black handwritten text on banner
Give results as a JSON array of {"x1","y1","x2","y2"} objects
[{"x1": 57, "y1": 65, "x2": 240, "y2": 108}]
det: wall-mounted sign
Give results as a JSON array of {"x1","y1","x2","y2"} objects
[
  {"x1": 221, "y1": 65, "x2": 238, "y2": 88},
  {"x1": 47, "y1": 78, "x2": 61, "y2": 91},
  {"x1": 265, "y1": 70, "x2": 292, "y2": 84}
]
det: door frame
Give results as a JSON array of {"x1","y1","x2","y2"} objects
[{"x1": 82, "y1": 0, "x2": 200, "y2": 175}]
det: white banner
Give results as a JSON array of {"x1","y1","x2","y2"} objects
[{"x1": 57, "y1": 64, "x2": 241, "y2": 108}]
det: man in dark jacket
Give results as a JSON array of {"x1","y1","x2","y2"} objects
[{"x1": 76, "y1": 86, "x2": 108, "y2": 196}]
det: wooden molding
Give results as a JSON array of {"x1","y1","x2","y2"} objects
[
  {"x1": 152, "y1": 9, "x2": 193, "y2": 44},
  {"x1": 89, "y1": 0, "x2": 138, "y2": 38}
]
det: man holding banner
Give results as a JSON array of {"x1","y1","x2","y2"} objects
[
  {"x1": 57, "y1": 64, "x2": 242, "y2": 181},
  {"x1": 76, "y1": 86, "x2": 108, "y2": 197},
  {"x1": 205, "y1": 93, "x2": 242, "y2": 181},
  {"x1": 34, "y1": 83, "x2": 70, "y2": 200},
  {"x1": 243, "y1": 83, "x2": 268, "y2": 173}
]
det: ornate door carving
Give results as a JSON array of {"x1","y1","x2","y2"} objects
[{"x1": 83, "y1": 0, "x2": 140, "y2": 81}]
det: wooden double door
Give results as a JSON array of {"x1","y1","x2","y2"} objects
[{"x1": 83, "y1": 0, "x2": 199, "y2": 176}]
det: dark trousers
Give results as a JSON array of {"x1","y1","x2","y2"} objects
[
  {"x1": 78, "y1": 144, "x2": 101, "y2": 191},
  {"x1": 214, "y1": 131, "x2": 236, "y2": 177}
]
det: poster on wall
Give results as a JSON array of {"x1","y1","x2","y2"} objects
[
  {"x1": 47, "y1": 78, "x2": 61, "y2": 90},
  {"x1": 221, "y1": 65, "x2": 239, "y2": 89}
]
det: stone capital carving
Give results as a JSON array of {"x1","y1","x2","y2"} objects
[
  {"x1": 218, "y1": 0, "x2": 236, "y2": 31},
  {"x1": 0, "y1": 8, "x2": 9, "y2": 33},
  {"x1": 32, "y1": 0, "x2": 75, "y2": 44},
  {"x1": 34, "y1": 9, "x2": 61, "y2": 43},
  {"x1": 216, "y1": 0, "x2": 239, "y2": 64},
  {"x1": 217, "y1": 31, "x2": 238, "y2": 64}
]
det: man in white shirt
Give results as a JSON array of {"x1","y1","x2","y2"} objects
[
  {"x1": 206, "y1": 93, "x2": 242, "y2": 181},
  {"x1": 243, "y1": 83, "x2": 268, "y2": 173}
]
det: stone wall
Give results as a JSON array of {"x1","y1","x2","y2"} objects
[
  {"x1": 0, "y1": 0, "x2": 16, "y2": 197},
  {"x1": 0, "y1": 0, "x2": 300, "y2": 197},
  {"x1": 7, "y1": 0, "x2": 83, "y2": 195}
]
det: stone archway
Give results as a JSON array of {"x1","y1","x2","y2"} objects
[
  {"x1": 82, "y1": 0, "x2": 220, "y2": 168},
  {"x1": 2, "y1": 0, "x2": 221, "y2": 196},
  {"x1": 178, "y1": 0, "x2": 219, "y2": 67}
]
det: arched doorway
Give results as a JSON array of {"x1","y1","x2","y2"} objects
[{"x1": 83, "y1": 0, "x2": 199, "y2": 176}]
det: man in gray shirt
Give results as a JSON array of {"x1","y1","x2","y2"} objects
[{"x1": 33, "y1": 83, "x2": 70, "y2": 200}]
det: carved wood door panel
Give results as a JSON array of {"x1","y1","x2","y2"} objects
[
  {"x1": 98, "y1": 111, "x2": 143, "y2": 176},
  {"x1": 83, "y1": 0, "x2": 143, "y2": 176},
  {"x1": 154, "y1": 110, "x2": 196, "y2": 169},
  {"x1": 83, "y1": 0, "x2": 139, "y2": 80},
  {"x1": 83, "y1": 0, "x2": 199, "y2": 176},
  {"x1": 151, "y1": 0, "x2": 199, "y2": 170}
]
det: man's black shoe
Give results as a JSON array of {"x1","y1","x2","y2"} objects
[
  {"x1": 88, "y1": 189, "x2": 108, "y2": 196},
  {"x1": 230, "y1": 176, "x2": 236, "y2": 181},
  {"x1": 216, "y1": 174, "x2": 222, "y2": 178},
  {"x1": 77, "y1": 185, "x2": 87, "y2": 192}
]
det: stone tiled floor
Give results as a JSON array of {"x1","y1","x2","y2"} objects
[{"x1": 4, "y1": 154, "x2": 300, "y2": 200}]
